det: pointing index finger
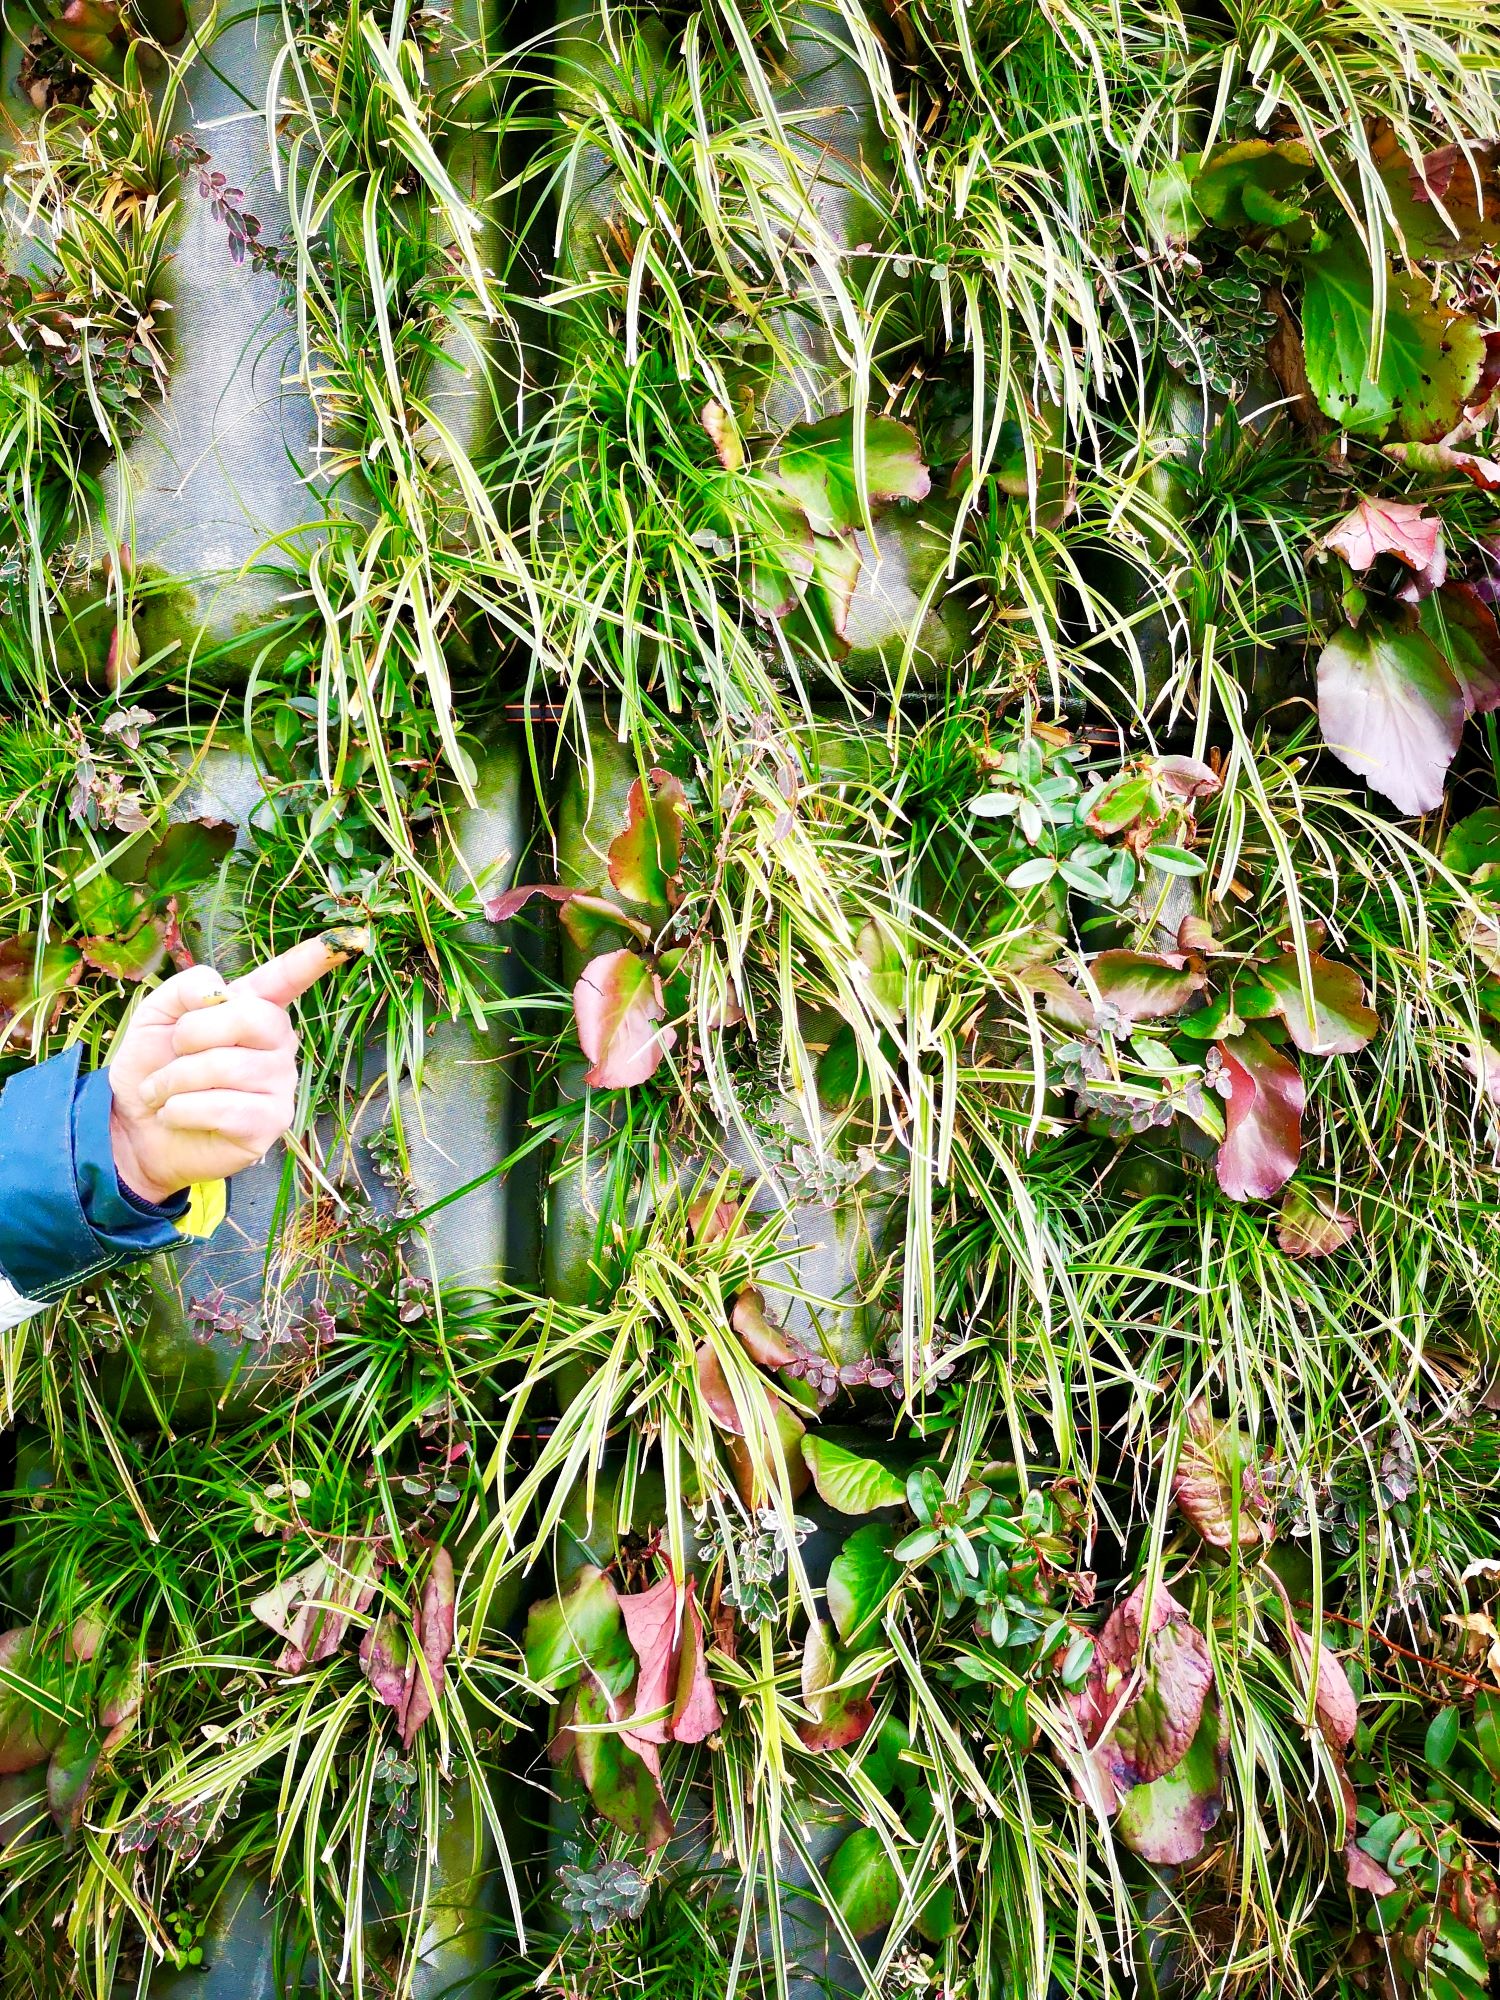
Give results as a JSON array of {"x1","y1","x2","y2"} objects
[{"x1": 230, "y1": 927, "x2": 371, "y2": 1009}]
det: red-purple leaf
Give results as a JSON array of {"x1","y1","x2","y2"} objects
[
  {"x1": 730, "y1": 1286, "x2": 795, "y2": 1369},
  {"x1": 1068, "y1": 1582, "x2": 1215, "y2": 1806},
  {"x1": 1172, "y1": 1397, "x2": 1271, "y2": 1550},
  {"x1": 1277, "y1": 1184, "x2": 1357, "y2": 1257},
  {"x1": 1089, "y1": 950, "x2": 1206, "y2": 1026},
  {"x1": 1420, "y1": 582, "x2": 1500, "y2": 716},
  {"x1": 360, "y1": 1614, "x2": 411, "y2": 1715},
  {"x1": 1285, "y1": 1620, "x2": 1360, "y2": 1750},
  {"x1": 1388, "y1": 440, "x2": 1500, "y2": 490},
  {"x1": 1316, "y1": 620, "x2": 1465, "y2": 814},
  {"x1": 1108, "y1": 1619, "x2": 1216, "y2": 1788},
  {"x1": 1215, "y1": 1029, "x2": 1304, "y2": 1202},
  {"x1": 1344, "y1": 1841, "x2": 1398, "y2": 1895},
  {"x1": 573, "y1": 948, "x2": 675, "y2": 1088},
  {"x1": 618, "y1": 1575, "x2": 722, "y2": 1746},
  {"x1": 1323, "y1": 497, "x2": 1446, "y2": 595},
  {"x1": 1155, "y1": 756, "x2": 1221, "y2": 803},
  {"x1": 1115, "y1": 1707, "x2": 1225, "y2": 1864},
  {"x1": 608, "y1": 770, "x2": 689, "y2": 913},
  {"x1": 0, "y1": 937, "x2": 81, "y2": 1048},
  {"x1": 797, "y1": 1618, "x2": 876, "y2": 1754},
  {"x1": 483, "y1": 881, "x2": 650, "y2": 949},
  {"x1": 0, "y1": 1630, "x2": 61, "y2": 1775},
  {"x1": 1257, "y1": 950, "x2": 1378, "y2": 1056},
  {"x1": 670, "y1": 1586, "x2": 721, "y2": 1743},
  {"x1": 401, "y1": 1547, "x2": 456, "y2": 1748},
  {"x1": 571, "y1": 1671, "x2": 675, "y2": 1850},
  {"x1": 618, "y1": 1577, "x2": 677, "y2": 1746},
  {"x1": 696, "y1": 1342, "x2": 743, "y2": 1434}
]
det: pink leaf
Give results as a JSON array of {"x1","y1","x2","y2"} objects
[
  {"x1": 1215, "y1": 1029, "x2": 1305, "y2": 1202},
  {"x1": 1323, "y1": 497, "x2": 1446, "y2": 596},
  {"x1": 670, "y1": 1586, "x2": 722, "y2": 1743},
  {"x1": 696, "y1": 1341, "x2": 743, "y2": 1434},
  {"x1": 1344, "y1": 1841, "x2": 1397, "y2": 1895},
  {"x1": 1420, "y1": 582, "x2": 1500, "y2": 716},
  {"x1": 573, "y1": 948, "x2": 675, "y2": 1088},
  {"x1": 1317, "y1": 620, "x2": 1465, "y2": 815},
  {"x1": 400, "y1": 1547, "x2": 456, "y2": 1748},
  {"x1": 1258, "y1": 949, "x2": 1379, "y2": 1056},
  {"x1": 1285, "y1": 1620, "x2": 1360, "y2": 1750},
  {"x1": 618, "y1": 1577, "x2": 678, "y2": 1746}
]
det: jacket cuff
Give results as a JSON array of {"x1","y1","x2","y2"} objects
[
  {"x1": 74, "y1": 1068, "x2": 191, "y2": 1250},
  {"x1": 0, "y1": 1050, "x2": 192, "y2": 1305}
]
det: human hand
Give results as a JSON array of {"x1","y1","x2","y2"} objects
[{"x1": 107, "y1": 937, "x2": 356, "y2": 1207}]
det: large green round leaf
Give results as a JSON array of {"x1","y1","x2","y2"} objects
[
  {"x1": 826, "y1": 1524, "x2": 901, "y2": 1643},
  {"x1": 824, "y1": 1826, "x2": 904, "y2": 1938},
  {"x1": 1302, "y1": 240, "x2": 1485, "y2": 440},
  {"x1": 801, "y1": 1436, "x2": 906, "y2": 1515}
]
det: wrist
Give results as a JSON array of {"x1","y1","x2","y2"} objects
[{"x1": 108, "y1": 1108, "x2": 182, "y2": 1209}]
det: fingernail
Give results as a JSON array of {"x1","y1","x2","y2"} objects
[
  {"x1": 318, "y1": 924, "x2": 373, "y2": 960},
  {"x1": 138, "y1": 1077, "x2": 160, "y2": 1109}
]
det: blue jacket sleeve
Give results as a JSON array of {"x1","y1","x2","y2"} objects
[{"x1": 0, "y1": 1046, "x2": 193, "y2": 1310}]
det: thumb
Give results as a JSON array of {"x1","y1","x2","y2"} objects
[{"x1": 230, "y1": 933, "x2": 364, "y2": 1009}]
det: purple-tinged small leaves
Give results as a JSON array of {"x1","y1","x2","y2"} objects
[
  {"x1": 1089, "y1": 950, "x2": 1206, "y2": 1026},
  {"x1": 1115, "y1": 1708, "x2": 1225, "y2": 1864},
  {"x1": 1322, "y1": 497, "x2": 1446, "y2": 596},
  {"x1": 608, "y1": 770, "x2": 689, "y2": 913},
  {"x1": 773, "y1": 413, "x2": 931, "y2": 538},
  {"x1": 1317, "y1": 620, "x2": 1464, "y2": 814},
  {"x1": 1172, "y1": 1397, "x2": 1271, "y2": 1550},
  {"x1": 1257, "y1": 949, "x2": 1378, "y2": 1056},
  {"x1": 1216, "y1": 1028, "x2": 1305, "y2": 1202},
  {"x1": 574, "y1": 948, "x2": 675, "y2": 1088},
  {"x1": 1277, "y1": 1185, "x2": 1357, "y2": 1258}
]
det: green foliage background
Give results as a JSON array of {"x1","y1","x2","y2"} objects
[{"x1": 0, "y1": 0, "x2": 1499, "y2": 1994}]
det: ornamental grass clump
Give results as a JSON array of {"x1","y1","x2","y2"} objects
[{"x1": 0, "y1": 0, "x2": 1497, "y2": 1993}]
